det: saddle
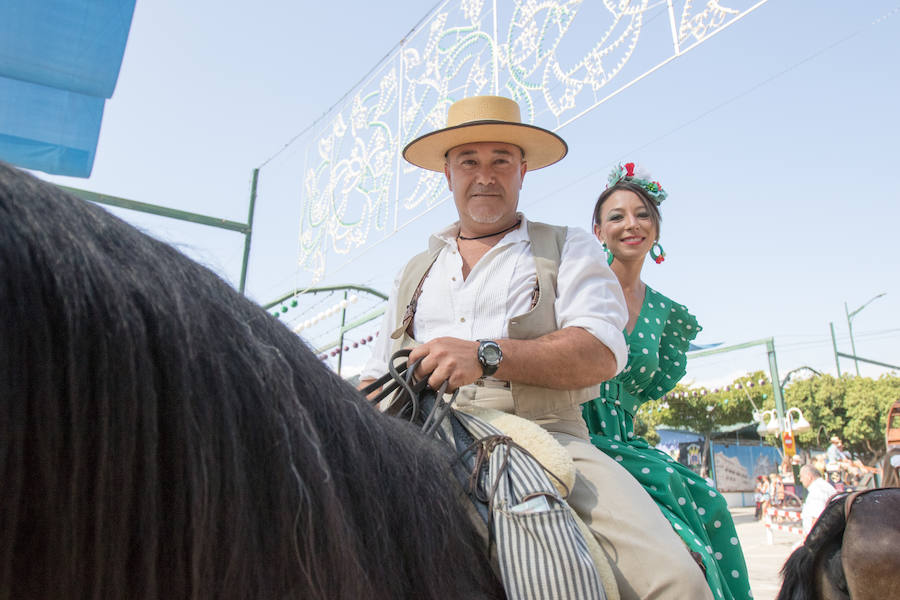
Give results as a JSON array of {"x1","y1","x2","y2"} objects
[{"x1": 361, "y1": 350, "x2": 617, "y2": 600}]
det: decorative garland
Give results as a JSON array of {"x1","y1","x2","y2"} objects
[
  {"x1": 319, "y1": 333, "x2": 378, "y2": 361},
  {"x1": 608, "y1": 162, "x2": 667, "y2": 206}
]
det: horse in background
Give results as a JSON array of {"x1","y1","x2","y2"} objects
[
  {"x1": 776, "y1": 487, "x2": 900, "y2": 600},
  {"x1": 0, "y1": 163, "x2": 504, "y2": 599}
]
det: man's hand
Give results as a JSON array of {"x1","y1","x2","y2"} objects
[
  {"x1": 408, "y1": 327, "x2": 617, "y2": 392},
  {"x1": 409, "y1": 337, "x2": 482, "y2": 391}
]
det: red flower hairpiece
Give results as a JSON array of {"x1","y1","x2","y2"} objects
[{"x1": 607, "y1": 162, "x2": 668, "y2": 205}]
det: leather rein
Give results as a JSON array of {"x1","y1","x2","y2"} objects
[{"x1": 359, "y1": 348, "x2": 458, "y2": 436}]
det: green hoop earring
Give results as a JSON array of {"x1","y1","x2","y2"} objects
[
  {"x1": 601, "y1": 242, "x2": 614, "y2": 266},
  {"x1": 650, "y1": 241, "x2": 666, "y2": 264}
]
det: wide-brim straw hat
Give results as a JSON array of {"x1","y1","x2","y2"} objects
[{"x1": 402, "y1": 96, "x2": 567, "y2": 172}]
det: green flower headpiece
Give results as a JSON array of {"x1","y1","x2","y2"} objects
[{"x1": 608, "y1": 162, "x2": 667, "y2": 206}]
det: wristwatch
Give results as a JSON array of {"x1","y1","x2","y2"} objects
[{"x1": 476, "y1": 339, "x2": 503, "y2": 377}]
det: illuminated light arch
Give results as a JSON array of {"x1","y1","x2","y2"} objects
[{"x1": 262, "y1": 0, "x2": 772, "y2": 284}]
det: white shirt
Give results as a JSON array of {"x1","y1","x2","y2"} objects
[
  {"x1": 801, "y1": 477, "x2": 837, "y2": 533},
  {"x1": 360, "y1": 215, "x2": 628, "y2": 380},
  {"x1": 826, "y1": 443, "x2": 851, "y2": 464}
]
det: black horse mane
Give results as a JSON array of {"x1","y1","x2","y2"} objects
[
  {"x1": 0, "y1": 163, "x2": 503, "y2": 599},
  {"x1": 776, "y1": 492, "x2": 849, "y2": 600}
]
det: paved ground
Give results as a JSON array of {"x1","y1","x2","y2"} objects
[{"x1": 729, "y1": 506, "x2": 799, "y2": 600}]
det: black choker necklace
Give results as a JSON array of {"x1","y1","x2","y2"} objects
[{"x1": 457, "y1": 218, "x2": 522, "y2": 241}]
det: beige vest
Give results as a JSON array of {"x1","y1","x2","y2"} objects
[{"x1": 389, "y1": 220, "x2": 599, "y2": 419}]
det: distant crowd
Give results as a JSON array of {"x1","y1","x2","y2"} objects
[{"x1": 753, "y1": 434, "x2": 893, "y2": 538}]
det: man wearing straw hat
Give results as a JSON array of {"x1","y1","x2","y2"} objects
[{"x1": 360, "y1": 96, "x2": 711, "y2": 599}]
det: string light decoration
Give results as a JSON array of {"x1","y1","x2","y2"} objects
[
  {"x1": 318, "y1": 333, "x2": 378, "y2": 361},
  {"x1": 286, "y1": 294, "x2": 360, "y2": 333},
  {"x1": 266, "y1": 0, "x2": 770, "y2": 284},
  {"x1": 263, "y1": 285, "x2": 387, "y2": 374},
  {"x1": 657, "y1": 375, "x2": 773, "y2": 405}
]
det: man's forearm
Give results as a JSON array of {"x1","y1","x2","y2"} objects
[
  {"x1": 494, "y1": 326, "x2": 617, "y2": 389},
  {"x1": 409, "y1": 327, "x2": 620, "y2": 391}
]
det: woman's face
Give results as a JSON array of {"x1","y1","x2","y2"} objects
[{"x1": 594, "y1": 189, "x2": 658, "y2": 263}]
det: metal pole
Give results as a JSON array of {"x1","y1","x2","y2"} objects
[
  {"x1": 238, "y1": 168, "x2": 259, "y2": 294},
  {"x1": 829, "y1": 322, "x2": 841, "y2": 376},
  {"x1": 766, "y1": 339, "x2": 786, "y2": 452},
  {"x1": 844, "y1": 293, "x2": 887, "y2": 376},
  {"x1": 665, "y1": 0, "x2": 681, "y2": 55},
  {"x1": 845, "y1": 302, "x2": 860, "y2": 376},
  {"x1": 60, "y1": 186, "x2": 250, "y2": 233},
  {"x1": 336, "y1": 291, "x2": 348, "y2": 376},
  {"x1": 835, "y1": 352, "x2": 900, "y2": 371},
  {"x1": 263, "y1": 284, "x2": 387, "y2": 309},
  {"x1": 687, "y1": 337, "x2": 775, "y2": 359},
  {"x1": 705, "y1": 432, "x2": 717, "y2": 485},
  {"x1": 492, "y1": 0, "x2": 499, "y2": 94},
  {"x1": 793, "y1": 462, "x2": 804, "y2": 499}
]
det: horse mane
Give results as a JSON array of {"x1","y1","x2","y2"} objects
[
  {"x1": 882, "y1": 448, "x2": 900, "y2": 488},
  {"x1": 0, "y1": 163, "x2": 502, "y2": 599},
  {"x1": 776, "y1": 492, "x2": 849, "y2": 600}
]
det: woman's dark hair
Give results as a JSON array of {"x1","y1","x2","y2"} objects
[
  {"x1": 591, "y1": 181, "x2": 662, "y2": 237},
  {"x1": 0, "y1": 163, "x2": 502, "y2": 599}
]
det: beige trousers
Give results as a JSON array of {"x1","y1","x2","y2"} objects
[{"x1": 455, "y1": 386, "x2": 712, "y2": 600}]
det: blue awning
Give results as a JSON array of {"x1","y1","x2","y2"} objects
[{"x1": 0, "y1": 1, "x2": 136, "y2": 177}]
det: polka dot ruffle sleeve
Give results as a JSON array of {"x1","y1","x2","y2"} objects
[{"x1": 645, "y1": 292, "x2": 701, "y2": 402}]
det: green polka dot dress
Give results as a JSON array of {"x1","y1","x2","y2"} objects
[{"x1": 582, "y1": 287, "x2": 752, "y2": 600}]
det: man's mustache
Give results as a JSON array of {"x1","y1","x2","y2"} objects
[{"x1": 470, "y1": 185, "x2": 502, "y2": 195}]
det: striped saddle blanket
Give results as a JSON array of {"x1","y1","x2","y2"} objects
[{"x1": 450, "y1": 409, "x2": 607, "y2": 600}]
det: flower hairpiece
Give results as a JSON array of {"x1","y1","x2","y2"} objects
[{"x1": 607, "y1": 162, "x2": 667, "y2": 205}]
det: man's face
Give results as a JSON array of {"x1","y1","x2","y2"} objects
[{"x1": 444, "y1": 142, "x2": 527, "y2": 229}]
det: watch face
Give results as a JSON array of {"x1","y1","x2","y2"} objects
[{"x1": 481, "y1": 343, "x2": 501, "y2": 365}]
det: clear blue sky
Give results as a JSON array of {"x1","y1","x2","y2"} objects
[{"x1": 37, "y1": 0, "x2": 900, "y2": 388}]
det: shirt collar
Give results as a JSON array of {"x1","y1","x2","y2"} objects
[{"x1": 428, "y1": 212, "x2": 530, "y2": 252}]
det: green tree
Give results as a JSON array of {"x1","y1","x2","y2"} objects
[
  {"x1": 779, "y1": 374, "x2": 845, "y2": 448},
  {"x1": 631, "y1": 370, "x2": 900, "y2": 466},
  {"x1": 632, "y1": 414, "x2": 661, "y2": 446},
  {"x1": 783, "y1": 373, "x2": 900, "y2": 464},
  {"x1": 642, "y1": 370, "x2": 766, "y2": 435},
  {"x1": 634, "y1": 371, "x2": 767, "y2": 473}
]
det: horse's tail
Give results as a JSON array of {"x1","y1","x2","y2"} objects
[
  {"x1": 776, "y1": 543, "x2": 821, "y2": 600},
  {"x1": 776, "y1": 494, "x2": 848, "y2": 600}
]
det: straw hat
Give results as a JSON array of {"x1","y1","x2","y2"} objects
[{"x1": 402, "y1": 96, "x2": 567, "y2": 172}]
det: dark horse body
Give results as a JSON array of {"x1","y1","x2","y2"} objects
[
  {"x1": 0, "y1": 163, "x2": 504, "y2": 599},
  {"x1": 776, "y1": 487, "x2": 900, "y2": 600}
]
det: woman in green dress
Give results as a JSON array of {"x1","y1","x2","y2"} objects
[{"x1": 582, "y1": 162, "x2": 752, "y2": 600}]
